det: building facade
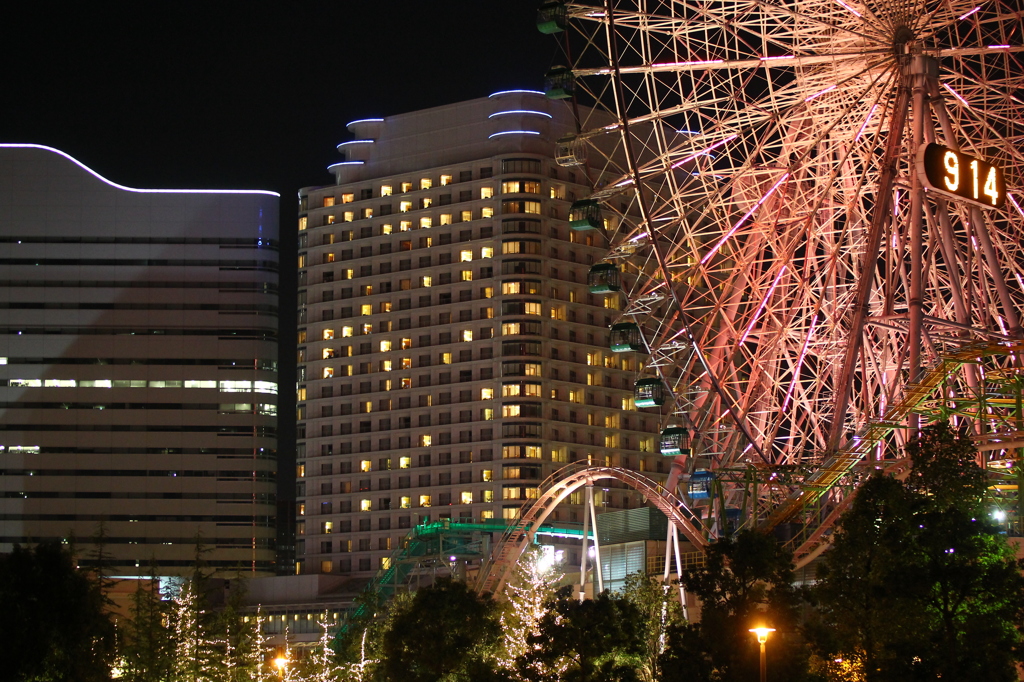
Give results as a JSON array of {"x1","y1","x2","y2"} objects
[
  {"x1": 0, "y1": 145, "x2": 279, "y2": 576},
  {"x1": 296, "y1": 92, "x2": 666, "y2": 578}
]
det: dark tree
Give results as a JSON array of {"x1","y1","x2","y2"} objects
[
  {"x1": 119, "y1": 563, "x2": 174, "y2": 682},
  {"x1": 518, "y1": 586, "x2": 646, "y2": 682},
  {"x1": 810, "y1": 422, "x2": 1024, "y2": 681},
  {"x1": 382, "y1": 578, "x2": 502, "y2": 682},
  {"x1": 663, "y1": 530, "x2": 813, "y2": 682},
  {"x1": 0, "y1": 542, "x2": 116, "y2": 681}
]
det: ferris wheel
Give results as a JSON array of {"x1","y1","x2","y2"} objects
[{"x1": 539, "y1": 0, "x2": 1024, "y2": 537}]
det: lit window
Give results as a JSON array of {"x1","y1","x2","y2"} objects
[
  {"x1": 482, "y1": 207, "x2": 494, "y2": 218},
  {"x1": 420, "y1": 435, "x2": 432, "y2": 447},
  {"x1": 420, "y1": 178, "x2": 432, "y2": 190},
  {"x1": 401, "y1": 357, "x2": 412, "y2": 369},
  {"x1": 401, "y1": 496, "x2": 411, "y2": 509},
  {"x1": 462, "y1": 330, "x2": 473, "y2": 342},
  {"x1": 461, "y1": 270, "x2": 473, "y2": 282},
  {"x1": 341, "y1": 326, "x2": 354, "y2": 337},
  {"x1": 461, "y1": 210, "x2": 473, "y2": 222},
  {"x1": 325, "y1": 253, "x2": 335, "y2": 263},
  {"x1": 481, "y1": 187, "x2": 494, "y2": 199},
  {"x1": 360, "y1": 499, "x2": 372, "y2": 512},
  {"x1": 341, "y1": 193, "x2": 354, "y2": 204},
  {"x1": 502, "y1": 322, "x2": 520, "y2": 335},
  {"x1": 481, "y1": 387, "x2": 494, "y2": 400},
  {"x1": 401, "y1": 338, "x2": 412, "y2": 349},
  {"x1": 381, "y1": 185, "x2": 392, "y2": 196},
  {"x1": 422, "y1": 197, "x2": 432, "y2": 208},
  {"x1": 502, "y1": 404, "x2": 521, "y2": 417},
  {"x1": 481, "y1": 247, "x2": 493, "y2": 258},
  {"x1": 502, "y1": 282, "x2": 521, "y2": 294},
  {"x1": 361, "y1": 460, "x2": 372, "y2": 472},
  {"x1": 324, "y1": 196, "x2": 336, "y2": 207},
  {"x1": 587, "y1": 352, "x2": 597, "y2": 366},
  {"x1": 400, "y1": 457, "x2": 412, "y2": 469},
  {"x1": 400, "y1": 201, "x2": 412, "y2": 212},
  {"x1": 382, "y1": 223, "x2": 393, "y2": 234},
  {"x1": 502, "y1": 384, "x2": 521, "y2": 397},
  {"x1": 441, "y1": 352, "x2": 453, "y2": 365},
  {"x1": 382, "y1": 557, "x2": 392, "y2": 570},
  {"x1": 420, "y1": 217, "x2": 432, "y2": 229},
  {"x1": 379, "y1": 340, "x2": 392, "y2": 352},
  {"x1": 341, "y1": 365, "x2": 352, "y2": 376},
  {"x1": 298, "y1": 216, "x2": 308, "y2": 230},
  {"x1": 361, "y1": 324, "x2": 372, "y2": 334},
  {"x1": 419, "y1": 495, "x2": 432, "y2": 507},
  {"x1": 320, "y1": 560, "x2": 333, "y2": 573},
  {"x1": 440, "y1": 174, "x2": 452, "y2": 186},
  {"x1": 400, "y1": 182, "x2": 413, "y2": 192},
  {"x1": 361, "y1": 401, "x2": 372, "y2": 413},
  {"x1": 323, "y1": 329, "x2": 335, "y2": 340},
  {"x1": 344, "y1": 211, "x2": 354, "y2": 222},
  {"x1": 361, "y1": 304, "x2": 373, "y2": 316},
  {"x1": 622, "y1": 397, "x2": 636, "y2": 411},
  {"x1": 323, "y1": 348, "x2": 334, "y2": 359},
  {"x1": 401, "y1": 377, "x2": 411, "y2": 388},
  {"x1": 460, "y1": 250, "x2": 473, "y2": 262},
  {"x1": 524, "y1": 363, "x2": 542, "y2": 376},
  {"x1": 382, "y1": 360, "x2": 393, "y2": 372},
  {"x1": 482, "y1": 408, "x2": 494, "y2": 420},
  {"x1": 482, "y1": 287, "x2": 494, "y2": 298},
  {"x1": 420, "y1": 276, "x2": 432, "y2": 287},
  {"x1": 381, "y1": 301, "x2": 392, "y2": 313},
  {"x1": 323, "y1": 521, "x2": 333, "y2": 533},
  {"x1": 325, "y1": 215, "x2": 336, "y2": 225},
  {"x1": 400, "y1": 221, "x2": 412, "y2": 231},
  {"x1": 440, "y1": 213, "x2": 452, "y2": 225},
  {"x1": 525, "y1": 302, "x2": 542, "y2": 315},
  {"x1": 322, "y1": 368, "x2": 334, "y2": 379},
  {"x1": 362, "y1": 208, "x2": 373, "y2": 218},
  {"x1": 460, "y1": 491, "x2": 474, "y2": 505}
]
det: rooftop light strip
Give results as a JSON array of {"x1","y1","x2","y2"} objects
[
  {"x1": 0, "y1": 144, "x2": 280, "y2": 196},
  {"x1": 327, "y1": 161, "x2": 365, "y2": 170},
  {"x1": 701, "y1": 172, "x2": 790, "y2": 265},
  {"x1": 337, "y1": 139, "x2": 375, "y2": 147},
  {"x1": 488, "y1": 110, "x2": 553, "y2": 119},
  {"x1": 488, "y1": 131, "x2": 541, "y2": 139},
  {"x1": 488, "y1": 90, "x2": 545, "y2": 98},
  {"x1": 346, "y1": 118, "x2": 384, "y2": 127}
]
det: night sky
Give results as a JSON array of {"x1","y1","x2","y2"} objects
[{"x1": 0, "y1": 1, "x2": 556, "y2": 562}]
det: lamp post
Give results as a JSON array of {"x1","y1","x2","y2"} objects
[
  {"x1": 749, "y1": 627, "x2": 775, "y2": 682},
  {"x1": 273, "y1": 655, "x2": 288, "y2": 680}
]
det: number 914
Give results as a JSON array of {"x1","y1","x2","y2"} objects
[{"x1": 920, "y1": 143, "x2": 1005, "y2": 209}]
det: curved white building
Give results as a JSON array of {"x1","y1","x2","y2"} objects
[{"x1": 0, "y1": 145, "x2": 280, "y2": 576}]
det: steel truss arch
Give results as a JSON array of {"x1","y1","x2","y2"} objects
[{"x1": 476, "y1": 463, "x2": 710, "y2": 595}]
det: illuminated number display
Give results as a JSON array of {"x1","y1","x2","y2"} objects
[{"x1": 919, "y1": 143, "x2": 1005, "y2": 209}]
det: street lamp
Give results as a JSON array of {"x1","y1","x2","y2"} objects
[
  {"x1": 273, "y1": 655, "x2": 288, "y2": 679},
  {"x1": 748, "y1": 627, "x2": 775, "y2": 682}
]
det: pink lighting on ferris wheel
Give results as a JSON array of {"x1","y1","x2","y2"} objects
[
  {"x1": 942, "y1": 83, "x2": 972, "y2": 109},
  {"x1": 738, "y1": 266, "x2": 787, "y2": 346},
  {"x1": 670, "y1": 134, "x2": 738, "y2": 169},
  {"x1": 855, "y1": 104, "x2": 879, "y2": 141},
  {"x1": 834, "y1": 0, "x2": 863, "y2": 17},
  {"x1": 701, "y1": 172, "x2": 790, "y2": 265},
  {"x1": 1007, "y1": 192, "x2": 1024, "y2": 219},
  {"x1": 805, "y1": 85, "x2": 838, "y2": 102},
  {"x1": 958, "y1": 6, "x2": 981, "y2": 19},
  {"x1": 782, "y1": 314, "x2": 820, "y2": 412}
]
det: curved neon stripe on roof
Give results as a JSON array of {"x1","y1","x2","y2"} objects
[
  {"x1": 337, "y1": 139, "x2": 376, "y2": 147},
  {"x1": 346, "y1": 118, "x2": 385, "y2": 127},
  {"x1": 328, "y1": 161, "x2": 366, "y2": 171},
  {"x1": 0, "y1": 144, "x2": 280, "y2": 196},
  {"x1": 488, "y1": 110, "x2": 553, "y2": 119},
  {"x1": 488, "y1": 131, "x2": 542, "y2": 139},
  {"x1": 488, "y1": 90, "x2": 545, "y2": 98}
]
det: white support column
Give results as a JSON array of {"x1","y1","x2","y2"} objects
[
  {"x1": 671, "y1": 526, "x2": 688, "y2": 619},
  {"x1": 588, "y1": 485, "x2": 604, "y2": 594},
  {"x1": 579, "y1": 484, "x2": 591, "y2": 602}
]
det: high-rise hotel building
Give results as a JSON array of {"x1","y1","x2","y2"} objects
[
  {"x1": 0, "y1": 145, "x2": 279, "y2": 576},
  {"x1": 296, "y1": 92, "x2": 665, "y2": 578}
]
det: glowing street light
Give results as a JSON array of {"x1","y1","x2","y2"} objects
[
  {"x1": 749, "y1": 626, "x2": 775, "y2": 682},
  {"x1": 273, "y1": 655, "x2": 288, "y2": 679}
]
